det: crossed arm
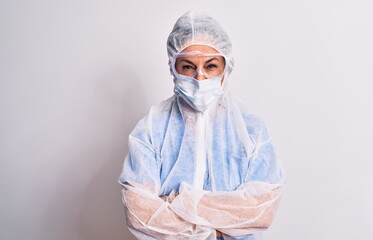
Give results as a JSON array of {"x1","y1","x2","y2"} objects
[
  {"x1": 122, "y1": 180, "x2": 282, "y2": 239},
  {"x1": 120, "y1": 117, "x2": 284, "y2": 239}
]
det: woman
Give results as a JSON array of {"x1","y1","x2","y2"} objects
[{"x1": 118, "y1": 10, "x2": 284, "y2": 240}]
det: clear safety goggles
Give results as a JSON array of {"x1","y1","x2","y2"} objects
[{"x1": 171, "y1": 52, "x2": 227, "y2": 79}]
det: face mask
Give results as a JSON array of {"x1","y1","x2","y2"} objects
[
  {"x1": 174, "y1": 75, "x2": 224, "y2": 112},
  {"x1": 171, "y1": 51, "x2": 226, "y2": 112}
]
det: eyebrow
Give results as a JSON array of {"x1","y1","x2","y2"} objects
[
  {"x1": 206, "y1": 57, "x2": 220, "y2": 63},
  {"x1": 179, "y1": 57, "x2": 221, "y2": 65},
  {"x1": 179, "y1": 59, "x2": 195, "y2": 65}
]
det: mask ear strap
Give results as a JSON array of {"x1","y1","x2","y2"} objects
[{"x1": 170, "y1": 57, "x2": 178, "y2": 77}]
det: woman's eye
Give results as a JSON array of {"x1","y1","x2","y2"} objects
[
  {"x1": 206, "y1": 64, "x2": 218, "y2": 69},
  {"x1": 182, "y1": 65, "x2": 195, "y2": 70}
]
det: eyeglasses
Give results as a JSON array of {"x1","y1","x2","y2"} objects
[{"x1": 171, "y1": 52, "x2": 227, "y2": 79}]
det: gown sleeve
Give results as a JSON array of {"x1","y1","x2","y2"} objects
[
  {"x1": 118, "y1": 113, "x2": 214, "y2": 240},
  {"x1": 168, "y1": 121, "x2": 284, "y2": 239},
  {"x1": 119, "y1": 105, "x2": 284, "y2": 240}
]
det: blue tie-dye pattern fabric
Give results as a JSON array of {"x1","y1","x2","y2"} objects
[{"x1": 119, "y1": 92, "x2": 283, "y2": 240}]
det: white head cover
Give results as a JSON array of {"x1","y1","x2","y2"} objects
[{"x1": 167, "y1": 10, "x2": 234, "y2": 77}]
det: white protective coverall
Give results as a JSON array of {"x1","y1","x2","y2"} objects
[{"x1": 118, "y1": 10, "x2": 284, "y2": 240}]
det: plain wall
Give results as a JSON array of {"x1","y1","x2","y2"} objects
[{"x1": 1, "y1": 0, "x2": 372, "y2": 239}]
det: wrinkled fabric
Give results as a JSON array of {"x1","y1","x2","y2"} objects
[
  {"x1": 119, "y1": 92, "x2": 284, "y2": 240},
  {"x1": 173, "y1": 73, "x2": 224, "y2": 112}
]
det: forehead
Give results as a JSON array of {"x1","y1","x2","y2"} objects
[
  {"x1": 181, "y1": 45, "x2": 220, "y2": 54},
  {"x1": 176, "y1": 45, "x2": 224, "y2": 64}
]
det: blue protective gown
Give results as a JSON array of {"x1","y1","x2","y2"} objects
[{"x1": 119, "y1": 92, "x2": 284, "y2": 240}]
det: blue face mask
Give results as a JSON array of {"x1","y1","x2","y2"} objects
[{"x1": 174, "y1": 75, "x2": 224, "y2": 112}]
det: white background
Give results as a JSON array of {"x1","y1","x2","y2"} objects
[{"x1": 1, "y1": 0, "x2": 372, "y2": 239}]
